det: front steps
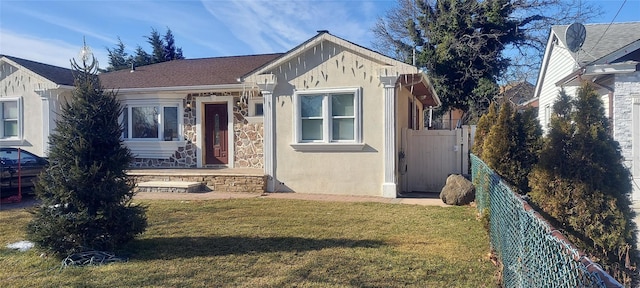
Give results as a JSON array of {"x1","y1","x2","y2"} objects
[
  {"x1": 136, "y1": 181, "x2": 203, "y2": 193},
  {"x1": 129, "y1": 168, "x2": 266, "y2": 193}
]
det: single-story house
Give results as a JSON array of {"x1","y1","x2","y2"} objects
[
  {"x1": 3, "y1": 31, "x2": 441, "y2": 198},
  {"x1": 534, "y1": 22, "x2": 640, "y2": 200},
  {"x1": 100, "y1": 31, "x2": 440, "y2": 197},
  {"x1": 0, "y1": 55, "x2": 74, "y2": 157}
]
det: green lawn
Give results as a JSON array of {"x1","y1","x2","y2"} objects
[{"x1": 1, "y1": 198, "x2": 497, "y2": 287}]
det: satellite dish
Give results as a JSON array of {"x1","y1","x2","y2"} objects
[{"x1": 565, "y1": 22, "x2": 586, "y2": 52}]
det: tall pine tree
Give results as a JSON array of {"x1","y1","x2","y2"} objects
[
  {"x1": 27, "y1": 43, "x2": 147, "y2": 256},
  {"x1": 472, "y1": 101, "x2": 497, "y2": 157},
  {"x1": 481, "y1": 102, "x2": 541, "y2": 194},
  {"x1": 529, "y1": 84, "x2": 636, "y2": 284}
]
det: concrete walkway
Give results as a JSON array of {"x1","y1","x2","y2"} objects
[
  {"x1": 0, "y1": 192, "x2": 448, "y2": 211},
  {"x1": 133, "y1": 191, "x2": 450, "y2": 207}
]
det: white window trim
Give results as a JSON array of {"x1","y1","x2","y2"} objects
[
  {"x1": 245, "y1": 97, "x2": 264, "y2": 123},
  {"x1": 0, "y1": 96, "x2": 23, "y2": 143},
  {"x1": 292, "y1": 87, "x2": 364, "y2": 151},
  {"x1": 195, "y1": 95, "x2": 236, "y2": 168},
  {"x1": 120, "y1": 99, "x2": 186, "y2": 159}
]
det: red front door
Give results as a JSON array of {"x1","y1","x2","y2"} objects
[{"x1": 204, "y1": 104, "x2": 228, "y2": 165}]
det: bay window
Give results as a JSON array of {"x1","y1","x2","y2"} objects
[{"x1": 122, "y1": 102, "x2": 180, "y2": 141}]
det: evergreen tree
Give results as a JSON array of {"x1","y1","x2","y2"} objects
[
  {"x1": 163, "y1": 28, "x2": 184, "y2": 62},
  {"x1": 26, "y1": 46, "x2": 147, "y2": 256},
  {"x1": 373, "y1": 0, "x2": 599, "y2": 86},
  {"x1": 405, "y1": 0, "x2": 521, "y2": 120},
  {"x1": 481, "y1": 102, "x2": 541, "y2": 194},
  {"x1": 472, "y1": 101, "x2": 497, "y2": 157},
  {"x1": 105, "y1": 27, "x2": 184, "y2": 71},
  {"x1": 104, "y1": 37, "x2": 129, "y2": 72},
  {"x1": 529, "y1": 84, "x2": 636, "y2": 284},
  {"x1": 147, "y1": 28, "x2": 165, "y2": 64},
  {"x1": 481, "y1": 103, "x2": 516, "y2": 182},
  {"x1": 510, "y1": 107, "x2": 542, "y2": 194},
  {"x1": 132, "y1": 45, "x2": 151, "y2": 67}
]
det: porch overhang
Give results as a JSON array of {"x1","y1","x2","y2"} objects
[
  {"x1": 555, "y1": 61, "x2": 640, "y2": 87},
  {"x1": 399, "y1": 73, "x2": 441, "y2": 107}
]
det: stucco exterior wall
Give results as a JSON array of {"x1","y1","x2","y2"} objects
[
  {"x1": 395, "y1": 87, "x2": 425, "y2": 193},
  {"x1": 0, "y1": 61, "x2": 71, "y2": 157},
  {"x1": 270, "y1": 44, "x2": 389, "y2": 196}
]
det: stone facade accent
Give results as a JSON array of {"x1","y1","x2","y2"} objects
[
  {"x1": 234, "y1": 112, "x2": 264, "y2": 168},
  {"x1": 132, "y1": 142, "x2": 198, "y2": 168},
  {"x1": 613, "y1": 72, "x2": 640, "y2": 169},
  {"x1": 130, "y1": 93, "x2": 264, "y2": 169}
]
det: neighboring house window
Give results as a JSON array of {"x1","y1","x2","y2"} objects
[
  {"x1": 122, "y1": 103, "x2": 180, "y2": 141},
  {"x1": 293, "y1": 88, "x2": 362, "y2": 149},
  {"x1": 0, "y1": 98, "x2": 21, "y2": 140},
  {"x1": 544, "y1": 104, "x2": 551, "y2": 128}
]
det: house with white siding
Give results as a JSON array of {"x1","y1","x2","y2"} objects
[{"x1": 534, "y1": 22, "x2": 640, "y2": 200}]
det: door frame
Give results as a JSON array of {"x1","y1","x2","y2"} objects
[{"x1": 195, "y1": 95, "x2": 235, "y2": 168}]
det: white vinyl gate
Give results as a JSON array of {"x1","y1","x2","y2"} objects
[{"x1": 400, "y1": 126, "x2": 473, "y2": 193}]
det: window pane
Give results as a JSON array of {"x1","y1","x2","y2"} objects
[
  {"x1": 214, "y1": 113, "x2": 220, "y2": 145},
  {"x1": 132, "y1": 107, "x2": 158, "y2": 138},
  {"x1": 301, "y1": 95, "x2": 323, "y2": 117},
  {"x1": 122, "y1": 107, "x2": 128, "y2": 138},
  {"x1": 332, "y1": 118, "x2": 354, "y2": 140},
  {"x1": 331, "y1": 94, "x2": 354, "y2": 116},
  {"x1": 3, "y1": 120, "x2": 18, "y2": 137},
  {"x1": 2, "y1": 102, "x2": 18, "y2": 119},
  {"x1": 302, "y1": 119, "x2": 323, "y2": 140},
  {"x1": 163, "y1": 107, "x2": 178, "y2": 140},
  {"x1": 255, "y1": 103, "x2": 263, "y2": 116}
]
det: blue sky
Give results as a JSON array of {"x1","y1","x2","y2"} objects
[{"x1": 1, "y1": 0, "x2": 638, "y2": 69}]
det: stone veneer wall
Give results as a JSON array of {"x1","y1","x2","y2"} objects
[
  {"x1": 612, "y1": 72, "x2": 640, "y2": 200},
  {"x1": 613, "y1": 72, "x2": 640, "y2": 170},
  {"x1": 233, "y1": 112, "x2": 264, "y2": 168}
]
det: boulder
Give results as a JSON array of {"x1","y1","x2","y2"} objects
[{"x1": 440, "y1": 174, "x2": 475, "y2": 205}]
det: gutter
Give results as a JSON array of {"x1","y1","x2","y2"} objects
[{"x1": 102, "y1": 83, "x2": 251, "y2": 93}]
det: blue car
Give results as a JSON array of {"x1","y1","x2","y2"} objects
[{"x1": 0, "y1": 148, "x2": 48, "y2": 198}]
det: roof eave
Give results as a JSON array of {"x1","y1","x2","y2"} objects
[
  {"x1": 400, "y1": 72, "x2": 441, "y2": 108},
  {"x1": 556, "y1": 61, "x2": 639, "y2": 87},
  {"x1": 103, "y1": 83, "x2": 250, "y2": 93}
]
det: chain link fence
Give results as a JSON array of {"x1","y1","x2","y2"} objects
[{"x1": 471, "y1": 154, "x2": 622, "y2": 287}]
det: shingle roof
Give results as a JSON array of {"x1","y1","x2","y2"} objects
[
  {"x1": 99, "y1": 54, "x2": 283, "y2": 89},
  {"x1": 552, "y1": 22, "x2": 640, "y2": 65},
  {"x1": 1, "y1": 55, "x2": 75, "y2": 86}
]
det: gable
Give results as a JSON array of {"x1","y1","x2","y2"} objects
[
  {"x1": 1, "y1": 57, "x2": 72, "y2": 95},
  {"x1": 0, "y1": 55, "x2": 74, "y2": 86},
  {"x1": 243, "y1": 32, "x2": 417, "y2": 81},
  {"x1": 552, "y1": 22, "x2": 640, "y2": 66}
]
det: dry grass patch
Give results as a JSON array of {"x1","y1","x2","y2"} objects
[{"x1": 1, "y1": 198, "x2": 496, "y2": 287}]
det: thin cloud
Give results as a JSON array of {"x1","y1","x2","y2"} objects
[
  {"x1": 11, "y1": 6, "x2": 116, "y2": 45},
  {"x1": 200, "y1": 0, "x2": 379, "y2": 54},
  {"x1": 0, "y1": 29, "x2": 109, "y2": 69}
]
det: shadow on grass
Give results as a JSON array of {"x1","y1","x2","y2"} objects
[{"x1": 127, "y1": 236, "x2": 385, "y2": 260}]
